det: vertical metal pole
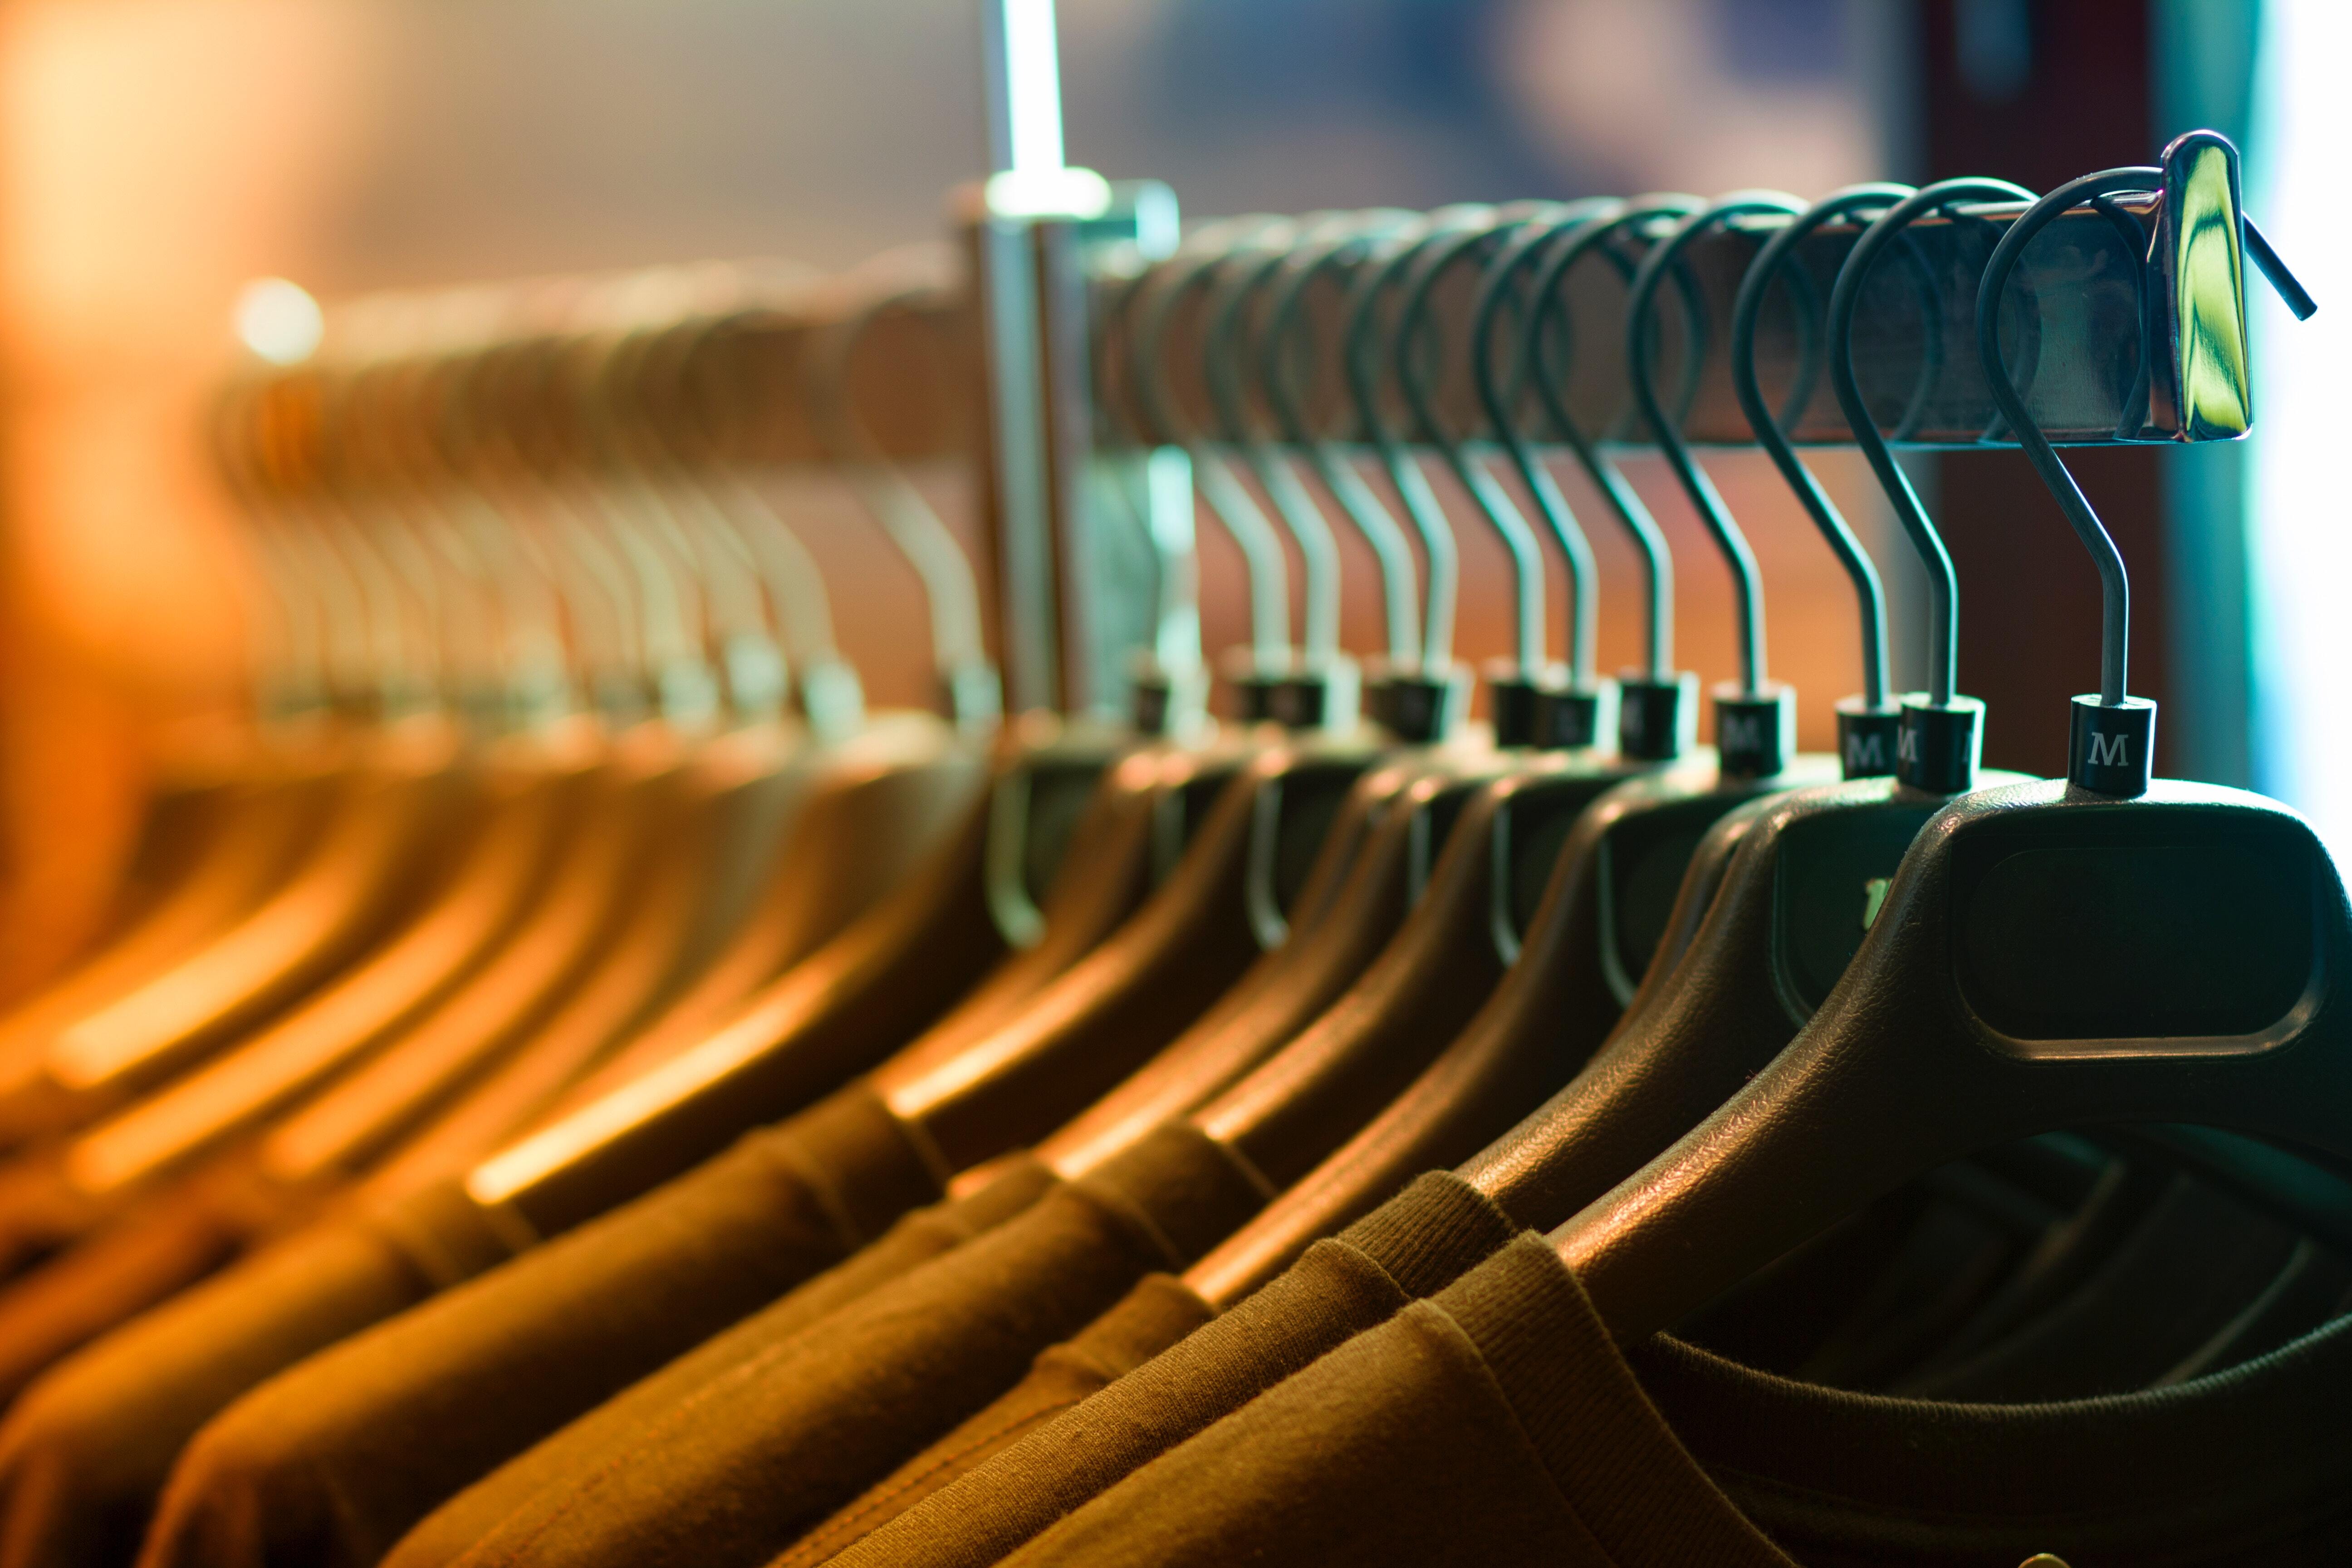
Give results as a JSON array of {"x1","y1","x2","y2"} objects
[
  {"x1": 1033, "y1": 218, "x2": 1100, "y2": 715},
  {"x1": 972, "y1": 0, "x2": 1068, "y2": 713},
  {"x1": 969, "y1": 212, "x2": 1059, "y2": 714}
]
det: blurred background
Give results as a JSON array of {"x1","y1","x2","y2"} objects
[{"x1": 0, "y1": 0, "x2": 2337, "y2": 990}]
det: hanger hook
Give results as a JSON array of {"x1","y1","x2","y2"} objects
[
  {"x1": 1394, "y1": 206, "x2": 1554, "y2": 693},
  {"x1": 214, "y1": 377, "x2": 339, "y2": 728},
  {"x1": 1259, "y1": 211, "x2": 1424, "y2": 686},
  {"x1": 1392, "y1": 201, "x2": 1599, "y2": 747},
  {"x1": 1627, "y1": 193, "x2": 1807, "y2": 704},
  {"x1": 1519, "y1": 196, "x2": 1700, "y2": 758},
  {"x1": 1345, "y1": 208, "x2": 1486, "y2": 691},
  {"x1": 1622, "y1": 194, "x2": 1808, "y2": 777},
  {"x1": 314, "y1": 300, "x2": 449, "y2": 723},
  {"x1": 435, "y1": 288, "x2": 608, "y2": 730},
  {"x1": 1467, "y1": 196, "x2": 1618, "y2": 710},
  {"x1": 1205, "y1": 216, "x2": 1361, "y2": 728},
  {"x1": 622, "y1": 300, "x2": 795, "y2": 728},
  {"x1": 1133, "y1": 220, "x2": 1294, "y2": 709},
  {"x1": 1828, "y1": 178, "x2": 2033, "y2": 723},
  {"x1": 1731, "y1": 183, "x2": 1936, "y2": 777},
  {"x1": 809, "y1": 265, "x2": 1004, "y2": 731},
  {"x1": 670, "y1": 273, "x2": 873, "y2": 741},
  {"x1": 560, "y1": 296, "x2": 725, "y2": 732},
  {"x1": 1978, "y1": 144, "x2": 2314, "y2": 794},
  {"x1": 475, "y1": 309, "x2": 652, "y2": 728},
  {"x1": 1093, "y1": 260, "x2": 1207, "y2": 737}
]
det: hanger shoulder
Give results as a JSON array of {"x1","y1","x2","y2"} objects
[
  {"x1": 1473, "y1": 780, "x2": 1911, "y2": 1235},
  {"x1": 465, "y1": 779, "x2": 1013, "y2": 1233},
  {"x1": 1039, "y1": 755, "x2": 1436, "y2": 1176},
  {"x1": 1182, "y1": 758, "x2": 1644, "y2": 1298},
  {"x1": 670, "y1": 716, "x2": 984, "y2": 1020},
  {"x1": 5, "y1": 751, "x2": 468, "y2": 1141},
  {"x1": 259, "y1": 769, "x2": 660, "y2": 1186},
  {"x1": 1554, "y1": 780, "x2": 2352, "y2": 1343},
  {"x1": 60, "y1": 768, "x2": 576, "y2": 1198},
  {"x1": 1192, "y1": 774, "x2": 1518, "y2": 1187},
  {"x1": 354, "y1": 779, "x2": 728, "y2": 1199},
  {"x1": 872, "y1": 746, "x2": 1170, "y2": 1075},
  {"x1": 874, "y1": 748, "x2": 1274, "y2": 1171},
  {"x1": 0, "y1": 772, "x2": 336, "y2": 1102}
]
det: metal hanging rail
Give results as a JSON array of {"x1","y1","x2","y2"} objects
[{"x1": 1096, "y1": 188, "x2": 2256, "y2": 453}]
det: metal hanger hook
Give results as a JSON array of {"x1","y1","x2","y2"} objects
[
  {"x1": 1338, "y1": 206, "x2": 1494, "y2": 672},
  {"x1": 1828, "y1": 177, "x2": 2034, "y2": 708},
  {"x1": 809, "y1": 261, "x2": 1004, "y2": 730},
  {"x1": 1626, "y1": 192, "x2": 1808, "y2": 698},
  {"x1": 1977, "y1": 157, "x2": 2319, "y2": 704},
  {"x1": 1979, "y1": 143, "x2": 2314, "y2": 794},
  {"x1": 1466, "y1": 196, "x2": 1620, "y2": 693},
  {"x1": 1394, "y1": 202, "x2": 1565, "y2": 680},
  {"x1": 1132, "y1": 220, "x2": 1295, "y2": 682},
  {"x1": 1730, "y1": 183, "x2": 1925, "y2": 713},
  {"x1": 1521, "y1": 196, "x2": 1702, "y2": 680},
  {"x1": 1205, "y1": 215, "x2": 1352, "y2": 676},
  {"x1": 1259, "y1": 210, "x2": 1425, "y2": 673}
]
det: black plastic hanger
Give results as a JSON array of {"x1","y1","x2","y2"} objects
[
  {"x1": 1494, "y1": 196, "x2": 1841, "y2": 983},
  {"x1": 445, "y1": 256, "x2": 1339, "y2": 1227},
  {"x1": 1175, "y1": 208, "x2": 1703, "y2": 1281},
  {"x1": 1512, "y1": 192, "x2": 1839, "y2": 932},
  {"x1": 1038, "y1": 214, "x2": 1515, "y2": 1175},
  {"x1": 0, "y1": 366, "x2": 495, "y2": 1144},
  {"x1": 868, "y1": 218, "x2": 1446, "y2": 1171},
  {"x1": 1440, "y1": 184, "x2": 2032, "y2": 1231},
  {"x1": 469, "y1": 221, "x2": 1384, "y2": 1222},
  {"x1": 427, "y1": 288, "x2": 1127, "y2": 1127},
  {"x1": 424, "y1": 294, "x2": 939, "y2": 1122},
  {"x1": 1189, "y1": 189, "x2": 1957, "y2": 1297},
  {"x1": 869, "y1": 253, "x2": 1351, "y2": 1076},
  {"x1": 250, "y1": 274, "x2": 1004, "y2": 1186},
  {"x1": 1550, "y1": 139, "x2": 2327, "y2": 1343}
]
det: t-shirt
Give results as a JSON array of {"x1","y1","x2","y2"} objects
[
  {"x1": 0, "y1": 946, "x2": 809, "y2": 1568},
  {"x1": 816, "y1": 1159, "x2": 2107, "y2": 1568},
  {"x1": 138, "y1": 1082, "x2": 948, "y2": 1568},
  {"x1": 1891, "y1": 1169, "x2": 2308, "y2": 1400},
  {"x1": 996, "y1": 1232, "x2": 1795, "y2": 1567},
  {"x1": 421, "y1": 1122, "x2": 1270, "y2": 1568},
  {"x1": 0, "y1": 1152, "x2": 325, "y2": 1409},
  {"x1": 385, "y1": 1160, "x2": 1060, "y2": 1568},
  {"x1": 0, "y1": 1178, "x2": 510, "y2": 1568},
  {"x1": 812, "y1": 1170, "x2": 1517, "y2": 1568},
  {"x1": 1633, "y1": 1299, "x2": 2352, "y2": 1566},
  {"x1": 775, "y1": 1278, "x2": 1211, "y2": 1568},
  {"x1": 1004, "y1": 1231, "x2": 2352, "y2": 1568}
]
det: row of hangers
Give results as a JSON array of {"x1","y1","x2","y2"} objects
[
  {"x1": 0, "y1": 250, "x2": 1065, "y2": 1375},
  {"x1": 0, "y1": 134, "x2": 2330, "y2": 1473}
]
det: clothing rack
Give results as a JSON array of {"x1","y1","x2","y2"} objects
[{"x1": 218, "y1": 0, "x2": 2283, "y2": 737}]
